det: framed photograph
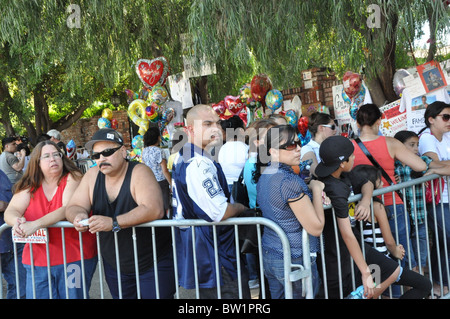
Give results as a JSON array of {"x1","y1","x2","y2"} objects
[{"x1": 417, "y1": 61, "x2": 447, "y2": 93}]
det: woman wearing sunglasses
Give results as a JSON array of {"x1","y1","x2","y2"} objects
[
  {"x1": 4, "y1": 140, "x2": 97, "y2": 299},
  {"x1": 418, "y1": 101, "x2": 450, "y2": 297},
  {"x1": 300, "y1": 112, "x2": 337, "y2": 178},
  {"x1": 253, "y1": 125, "x2": 325, "y2": 298}
]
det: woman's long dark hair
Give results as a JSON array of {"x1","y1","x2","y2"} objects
[
  {"x1": 252, "y1": 124, "x2": 297, "y2": 184},
  {"x1": 418, "y1": 101, "x2": 450, "y2": 135}
]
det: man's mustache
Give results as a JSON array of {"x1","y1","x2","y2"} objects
[{"x1": 99, "y1": 163, "x2": 111, "y2": 168}]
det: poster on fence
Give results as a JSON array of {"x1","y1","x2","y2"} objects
[
  {"x1": 379, "y1": 100, "x2": 407, "y2": 137},
  {"x1": 12, "y1": 228, "x2": 48, "y2": 244}
]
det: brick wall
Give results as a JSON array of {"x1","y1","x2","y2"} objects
[
  {"x1": 282, "y1": 67, "x2": 340, "y2": 117},
  {"x1": 60, "y1": 110, "x2": 132, "y2": 150}
]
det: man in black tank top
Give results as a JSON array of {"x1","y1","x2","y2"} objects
[{"x1": 66, "y1": 128, "x2": 175, "y2": 299}]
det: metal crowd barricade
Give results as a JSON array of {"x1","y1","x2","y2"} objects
[
  {"x1": 1, "y1": 174, "x2": 448, "y2": 299},
  {"x1": 0, "y1": 216, "x2": 313, "y2": 299},
  {"x1": 319, "y1": 173, "x2": 449, "y2": 299},
  {"x1": 74, "y1": 158, "x2": 96, "y2": 174}
]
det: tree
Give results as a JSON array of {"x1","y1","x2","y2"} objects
[
  {"x1": 0, "y1": 0, "x2": 192, "y2": 143},
  {"x1": 187, "y1": 0, "x2": 449, "y2": 104}
]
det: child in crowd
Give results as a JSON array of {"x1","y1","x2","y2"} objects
[
  {"x1": 315, "y1": 135, "x2": 431, "y2": 299},
  {"x1": 393, "y1": 130, "x2": 449, "y2": 274},
  {"x1": 393, "y1": 130, "x2": 432, "y2": 274},
  {"x1": 352, "y1": 165, "x2": 405, "y2": 260}
]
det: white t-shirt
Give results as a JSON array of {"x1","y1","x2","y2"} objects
[
  {"x1": 300, "y1": 139, "x2": 321, "y2": 163},
  {"x1": 418, "y1": 129, "x2": 450, "y2": 203},
  {"x1": 218, "y1": 141, "x2": 249, "y2": 185}
]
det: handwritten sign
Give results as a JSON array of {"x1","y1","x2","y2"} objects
[{"x1": 379, "y1": 100, "x2": 406, "y2": 136}]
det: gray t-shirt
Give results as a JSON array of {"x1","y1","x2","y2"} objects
[{"x1": 0, "y1": 152, "x2": 23, "y2": 184}]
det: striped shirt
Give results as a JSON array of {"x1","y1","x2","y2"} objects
[{"x1": 363, "y1": 221, "x2": 388, "y2": 256}]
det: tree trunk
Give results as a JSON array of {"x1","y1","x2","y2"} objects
[
  {"x1": 426, "y1": 5, "x2": 437, "y2": 62},
  {"x1": 0, "y1": 81, "x2": 16, "y2": 136},
  {"x1": 196, "y1": 76, "x2": 209, "y2": 104},
  {"x1": 366, "y1": 6, "x2": 399, "y2": 105},
  {"x1": 366, "y1": 77, "x2": 387, "y2": 106}
]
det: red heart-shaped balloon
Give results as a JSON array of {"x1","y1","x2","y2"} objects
[
  {"x1": 136, "y1": 57, "x2": 169, "y2": 88},
  {"x1": 342, "y1": 71, "x2": 362, "y2": 99},
  {"x1": 224, "y1": 95, "x2": 244, "y2": 115},
  {"x1": 297, "y1": 116, "x2": 309, "y2": 137},
  {"x1": 212, "y1": 100, "x2": 226, "y2": 116},
  {"x1": 238, "y1": 112, "x2": 248, "y2": 127}
]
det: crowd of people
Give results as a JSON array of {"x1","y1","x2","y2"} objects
[{"x1": 0, "y1": 101, "x2": 449, "y2": 300}]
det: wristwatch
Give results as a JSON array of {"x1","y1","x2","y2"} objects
[{"x1": 112, "y1": 216, "x2": 121, "y2": 232}]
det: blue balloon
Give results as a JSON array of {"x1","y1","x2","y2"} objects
[
  {"x1": 132, "y1": 135, "x2": 144, "y2": 149},
  {"x1": 265, "y1": 89, "x2": 283, "y2": 111},
  {"x1": 97, "y1": 117, "x2": 111, "y2": 129},
  {"x1": 298, "y1": 130, "x2": 311, "y2": 146},
  {"x1": 285, "y1": 109, "x2": 298, "y2": 128}
]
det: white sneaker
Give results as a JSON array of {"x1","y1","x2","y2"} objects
[{"x1": 248, "y1": 279, "x2": 260, "y2": 289}]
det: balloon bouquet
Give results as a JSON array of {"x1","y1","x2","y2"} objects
[
  {"x1": 125, "y1": 56, "x2": 175, "y2": 161},
  {"x1": 212, "y1": 73, "x2": 282, "y2": 127},
  {"x1": 97, "y1": 107, "x2": 119, "y2": 130}
]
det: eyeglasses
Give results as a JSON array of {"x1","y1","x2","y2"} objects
[
  {"x1": 436, "y1": 114, "x2": 450, "y2": 122},
  {"x1": 91, "y1": 146, "x2": 122, "y2": 160},
  {"x1": 40, "y1": 152, "x2": 63, "y2": 161},
  {"x1": 321, "y1": 124, "x2": 336, "y2": 130},
  {"x1": 279, "y1": 140, "x2": 302, "y2": 151}
]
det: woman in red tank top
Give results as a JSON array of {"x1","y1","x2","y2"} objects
[
  {"x1": 5, "y1": 140, "x2": 97, "y2": 299},
  {"x1": 352, "y1": 104, "x2": 427, "y2": 296}
]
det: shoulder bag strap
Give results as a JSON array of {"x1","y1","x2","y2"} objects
[{"x1": 354, "y1": 138, "x2": 405, "y2": 201}]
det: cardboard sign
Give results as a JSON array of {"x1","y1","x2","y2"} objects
[{"x1": 379, "y1": 100, "x2": 407, "y2": 137}]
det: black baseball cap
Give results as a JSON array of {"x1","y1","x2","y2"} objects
[
  {"x1": 315, "y1": 135, "x2": 354, "y2": 178},
  {"x1": 85, "y1": 128, "x2": 123, "y2": 151},
  {"x1": 2, "y1": 136, "x2": 17, "y2": 147}
]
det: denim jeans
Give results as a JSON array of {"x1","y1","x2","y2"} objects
[
  {"x1": 385, "y1": 204, "x2": 417, "y2": 269},
  {"x1": 411, "y1": 222, "x2": 428, "y2": 269},
  {"x1": 23, "y1": 257, "x2": 97, "y2": 299},
  {"x1": 427, "y1": 203, "x2": 449, "y2": 286},
  {"x1": 0, "y1": 243, "x2": 26, "y2": 299},
  {"x1": 103, "y1": 250, "x2": 175, "y2": 299},
  {"x1": 385, "y1": 204, "x2": 417, "y2": 298},
  {"x1": 263, "y1": 249, "x2": 320, "y2": 299}
]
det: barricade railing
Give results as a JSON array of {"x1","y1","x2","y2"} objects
[
  {"x1": 0, "y1": 216, "x2": 312, "y2": 299},
  {"x1": 1, "y1": 173, "x2": 448, "y2": 299}
]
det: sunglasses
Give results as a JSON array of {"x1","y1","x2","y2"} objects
[
  {"x1": 437, "y1": 114, "x2": 450, "y2": 122},
  {"x1": 91, "y1": 146, "x2": 122, "y2": 160},
  {"x1": 279, "y1": 140, "x2": 302, "y2": 151},
  {"x1": 321, "y1": 124, "x2": 336, "y2": 130}
]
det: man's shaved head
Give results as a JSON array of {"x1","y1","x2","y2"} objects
[
  {"x1": 186, "y1": 104, "x2": 215, "y2": 126},
  {"x1": 185, "y1": 104, "x2": 222, "y2": 150}
]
